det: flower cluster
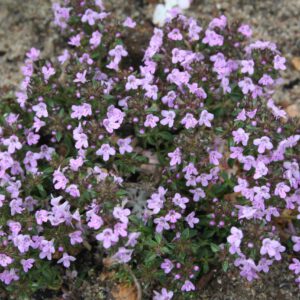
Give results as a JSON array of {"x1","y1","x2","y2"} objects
[{"x1": 0, "y1": 0, "x2": 299, "y2": 299}]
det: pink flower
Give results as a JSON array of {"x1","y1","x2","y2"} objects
[
  {"x1": 199, "y1": 110, "x2": 214, "y2": 127},
  {"x1": 69, "y1": 231, "x2": 83, "y2": 245},
  {"x1": 238, "y1": 24, "x2": 252, "y2": 37},
  {"x1": 185, "y1": 212, "x2": 199, "y2": 228},
  {"x1": 273, "y1": 55, "x2": 286, "y2": 70},
  {"x1": 232, "y1": 128, "x2": 249, "y2": 146},
  {"x1": 253, "y1": 136, "x2": 273, "y2": 153},
  {"x1": 238, "y1": 77, "x2": 255, "y2": 94},
  {"x1": 144, "y1": 114, "x2": 159, "y2": 128},
  {"x1": 103, "y1": 105, "x2": 125, "y2": 133},
  {"x1": 227, "y1": 227, "x2": 243, "y2": 254},
  {"x1": 32, "y1": 103, "x2": 48, "y2": 118},
  {"x1": 90, "y1": 30, "x2": 102, "y2": 48},
  {"x1": 0, "y1": 254, "x2": 13, "y2": 267},
  {"x1": 123, "y1": 17, "x2": 136, "y2": 28},
  {"x1": 153, "y1": 288, "x2": 174, "y2": 300},
  {"x1": 71, "y1": 103, "x2": 92, "y2": 120},
  {"x1": 181, "y1": 280, "x2": 195, "y2": 292},
  {"x1": 57, "y1": 252, "x2": 76, "y2": 268},
  {"x1": 3, "y1": 135, "x2": 22, "y2": 153},
  {"x1": 168, "y1": 148, "x2": 182, "y2": 166},
  {"x1": 96, "y1": 144, "x2": 116, "y2": 161},
  {"x1": 160, "y1": 110, "x2": 175, "y2": 128},
  {"x1": 112, "y1": 247, "x2": 133, "y2": 263},
  {"x1": 165, "y1": 210, "x2": 181, "y2": 223},
  {"x1": 203, "y1": 30, "x2": 224, "y2": 46},
  {"x1": 117, "y1": 138, "x2": 133, "y2": 154},
  {"x1": 74, "y1": 70, "x2": 87, "y2": 84},
  {"x1": 161, "y1": 259, "x2": 174, "y2": 274},
  {"x1": 96, "y1": 228, "x2": 119, "y2": 249},
  {"x1": 209, "y1": 151, "x2": 222, "y2": 166},
  {"x1": 181, "y1": 113, "x2": 198, "y2": 129},
  {"x1": 289, "y1": 258, "x2": 300, "y2": 275},
  {"x1": 66, "y1": 184, "x2": 80, "y2": 198},
  {"x1": 260, "y1": 238, "x2": 285, "y2": 260},
  {"x1": 154, "y1": 217, "x2": 170, "y2": 233},
  {"x1": 42, "y1": 64, "x2": 55, "y2": 82},
  {"x1": 274, "y1": 182, "x2": 290, "y2": 199},
  {"x1": 168, "y1": 28, "x2": 183, "y2": 41},
  {"x1": 113, "y1": 206, "x2": 131, "y2": 224},
  {"x1": 292, "y1": 236, "x2": 300, "y2": 252},
  {"x1": 241, "y1": 60, "x2": 254, "y2": 75},
  {"x1": 172, "y1": 193, "x2": 189, "y2": 209},
  {"x1": 253, "y1": 161, "x2": 268, "y2": 179},
  {"x1": 21, "y1": 258, "x2": 35, "y2": 272}
]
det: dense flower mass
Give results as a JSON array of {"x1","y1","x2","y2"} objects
[{"x1": 0, "y1": 0, "x2": 299, "y2": 299}]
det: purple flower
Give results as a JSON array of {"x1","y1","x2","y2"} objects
[
  {"x1": 42, "y1": 64, "x2": 55, "y2": 82},
  {"x1": 238, "y1": 24, "x2": 252, "y2": 37},
  {"x1": 160, "y1": 110, "x2": 175, "y2": 128},
  {"x1": 154, "y1": 217, "x2": 170, "y2": 233},
  {"x1": 123, "y1": 17, "x2": 136, "y2": 28},
  {"x1": 209, "y1": 151, "x2": 222, "y2": 166},
  {"x1": 227, "y1": 227, "x2": 243, "y2": 254},
  {"x1": 292, "y1": 236, "x2": 300, "y2": 252},
  {"x1": 253, "y1": 136, "x2": 273, "y2": 153},
  {"x1": 58, "y1": 252, "x2": 76, "y2": 268},
  {"x1": 96, "y1": 144, "x2": 116, "y2": 161},
  {"x1": 257, "y1": 258, "x2": 273, "y2": 273},
  {"x1": 253, "y1": 161, "x2": 268, "y2": 179},
  {"x1": 199, "y1": 110, "x2": 214, "y2": 127},
  {"x1": 181, "y1": 280, "x2": 195, "y2": 292},
  {"x1": 165, "y1": 210, "x2": 181, "y2": 223},
  {"x1": 185, "y1": 212, "x2": 199, "y2": 228},
  {"x1": 69, "y1": 231, "x2": 83, "y2": 245},
  {"x1": 172, "y1": 193, "x2": 189, "y2": 209},
  {"x1": 274, "y1": 182, "x2": 290, "y2": 199},
  {"x1": 168, "y1": 148, "x2": 182, "y2": 166},
  {"x1": 153, "y1": 288, "x2": 174, "y2": 300},
  {"x1": 117, "y1": 137, "x2": 133, "y2": 155},
  {"x1": 32, "y1": 103, "x2": 48, "y2": 118},
  {"x1": 39, "y1": 239, "x2": 55, "y2": 260},
  {"x1": 181, "y1": 113, "x2": 198, "y2": 129},
  {"x1": 203, "y1": 30, "x2": 224, "y2": 47},
  {"x1": 289, "y1": 258, "x2": 300, "y2": 275},
  {"x1": 112, "y1": 247, "x2": 133, "y2": 263},
  {"x1": 113, "y1": 206, "x2": 131, "y2": 224},
  {"x1": 238, "y1": 77, "x2": 255, "y2": 94},
  {"x1": 144, "y1": 114, "x2": 159, "y2": 128},
  {"x1": 273, "y1": 55, "x2": 286, "y2": 70},
  {"x1": 96, "y1": 228, "x2": 119, "y2": 249},
  {"x1": 0, "y1": 254, "x2": 13, "y2": 267},
  {"x1": 3, "y1": 135, "x2": 22, "y2": 154},
  {"x1": 260, "y1": 238, "x2": 285, "y2": 260},
  {"x1": 161, "y1": 259, "x2": 174, "y2": 274},
  {"x1": 103, "y1": 105, "x2": 125, "y2": 133},
  {"x1": 21, "y1": 258, "x2": 35, "y2": 273},
  {"x1": 74, "y1": 70, "x2": 87, "y2": 84},
  {"x1": 232, "y1": 128, "x2": 249, "y2": 146},
  {"x1": 240, "y1": 60, "x2": 254, "y2": 75},
  {"x1": 90, "y1": 30, "x2": 102, "y2": 48}
]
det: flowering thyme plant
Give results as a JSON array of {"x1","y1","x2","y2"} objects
[{"x1": 0, "y1": 0, "x2": 299, "y2": 299}]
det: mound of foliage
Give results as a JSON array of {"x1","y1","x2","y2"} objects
[{"x1": 0, "y1": 0, "x2": 299, "y2": 299}]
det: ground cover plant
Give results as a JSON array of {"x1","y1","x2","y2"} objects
[{"x1": 0, "y1": 0, "x2": 299, "y2": 299}]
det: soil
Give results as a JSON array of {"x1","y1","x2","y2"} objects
[{"x1": 0, "y1": 0, "x2": 300, "y2": 299}]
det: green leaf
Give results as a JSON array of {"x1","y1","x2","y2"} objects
[
  {"x1": 222, "y1": 261, "x2": 229, "y2": 272},
  {"x1": 210, "y1": 243, "x2": 220, "y2": 253}
]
